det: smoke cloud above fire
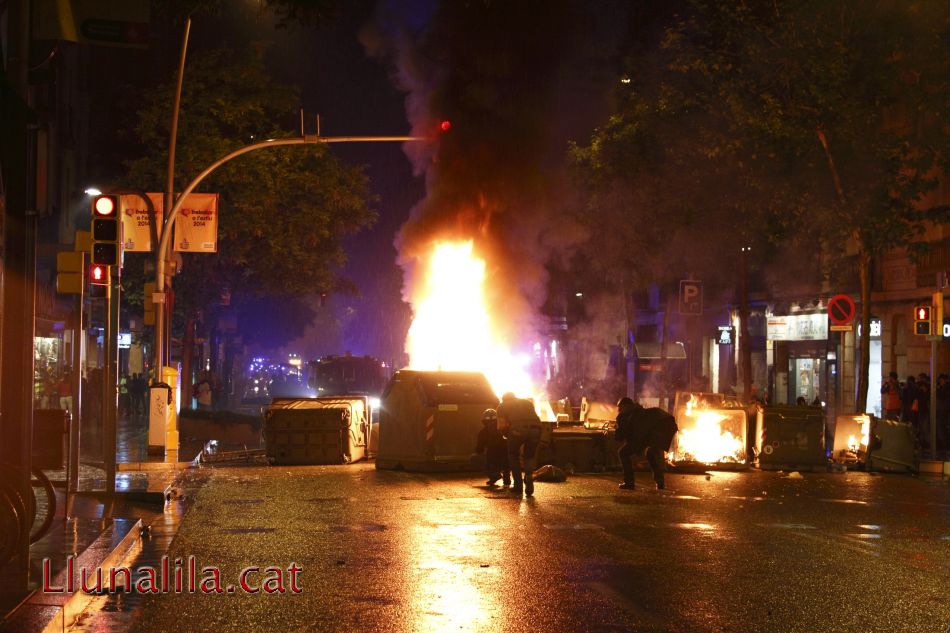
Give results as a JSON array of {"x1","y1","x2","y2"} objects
[{"x1": 361, "y1": 0, "x2": 601, "y2": 351}]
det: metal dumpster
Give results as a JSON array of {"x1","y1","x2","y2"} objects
[
  {"x1": 265, "y1": 397, "x2": 368, "y2": 465},
  {"x1": 867, "y1": 417, "x2": 916, "y2": 473},
  {"x1": 540, "y1": 426, "x2": 619, "y2": 473},
  {"x1": 755, "y1": 406, "x2": 825, "y2": 471}
]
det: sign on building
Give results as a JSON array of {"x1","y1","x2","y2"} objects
[
  {"x1": 715, "y1": 326, "x2": 735, "y2": 345},
  {"x1": 679, "y1": 280, "x2": 703, "y2": 315},
  {"x1": 766, "y1": 313, "x2": 828, "y2": 341}
]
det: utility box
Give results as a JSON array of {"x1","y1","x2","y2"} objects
[
  {"x1": 867, "y1": 418, "x2": 916, "y2": 473},
  {"x1": 755, "y1": 406, "x2": 826, "y2": 471},
  {"x1": 376, "y1": 370, "x2": 497, "y2": 472},
  {"x1": 265, "y1": 397, "x2": 368, "y2": 465}
]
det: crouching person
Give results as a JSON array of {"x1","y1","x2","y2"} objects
[
  {"x1": 476, "y1": 409, "x2": 511, "y2": 487},
  {"x1": 616, "y1": 398, "x2": 678, "y2": 491}
]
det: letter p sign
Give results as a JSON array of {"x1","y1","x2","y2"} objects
[{"x1": 679, "y1": 280, "x2": 703, "y2": 315}]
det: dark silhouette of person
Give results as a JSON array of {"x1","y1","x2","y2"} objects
[
  {"x1": 475, "y1": 408, "x2": 510, "y2": 487},
  {"x1": 616, "y1": 398, "x2": 678, "y2": 491},
  {"x1": 497, "y1": 392, "x2": 541, "y2": 497}
]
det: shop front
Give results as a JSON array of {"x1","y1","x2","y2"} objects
[{"x1": 766, "y1": 311, "x2": 833, "y2": 406}]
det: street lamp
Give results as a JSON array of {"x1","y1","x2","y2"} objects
[{"x1": 84, "y1": 187, "x2": 102, "y2": 196}]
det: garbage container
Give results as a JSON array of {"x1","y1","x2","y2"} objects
[
  {"x1": 33, "y1": 409, "x2": 69, "y2": 470},
  {"x1": 867, "y1": 417, "x2": 916, "y2": 473},
  {"x1": 755, "y1": 405, "x2": 826, "y2": 471}
]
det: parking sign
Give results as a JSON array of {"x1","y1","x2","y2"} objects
[{"x1": 679, "y1": 280, "x2": 703, "y2": 315}]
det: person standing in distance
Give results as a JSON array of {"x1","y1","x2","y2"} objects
[{"x1": 497, "y1": 392, "x2": 542, "y2": 497}]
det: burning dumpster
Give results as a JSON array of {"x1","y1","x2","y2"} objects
[
  {"x1": 754, "y1": 406, "x2": 825, "y2": 471},
  {"x1": 670, "y1": 392, "x2": 748, "y2": 469},
  {"x1": 264, "y1": 396, "x2": 369, "y2": 465},
  {"x1": 376, "y1": 370, "x2": 498, "y2": 472},
  {"x1": 831, "y1": 414, "x2": 871, "y2": 464}
]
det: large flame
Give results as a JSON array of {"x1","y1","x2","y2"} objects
[
  {"x1": 406, "y1": 240, "x2": 537, "y2": 399},
  {"x1": 673, "y1": 396, "x2": 747, "y2": 464}
]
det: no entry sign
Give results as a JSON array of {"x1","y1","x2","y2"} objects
[{"x1": 827, "y1": 294, "x2": 856, "y2": 325}]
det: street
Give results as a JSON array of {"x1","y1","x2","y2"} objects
[{"x1": 69, "y1": 465, "x2": 950, "y2": 633}]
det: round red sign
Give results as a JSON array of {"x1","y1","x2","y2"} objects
[{"x1": 827, "y1": 294, "x2": 856, "y2": 325}]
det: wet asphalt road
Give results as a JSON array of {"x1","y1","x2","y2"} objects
[{"x1": 71, "y1": 464, "x2": 949, "y2": 633}]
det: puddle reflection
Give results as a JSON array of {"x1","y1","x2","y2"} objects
[{"x1": 408, "y1": 509, "x2": 502, "y2": 632}]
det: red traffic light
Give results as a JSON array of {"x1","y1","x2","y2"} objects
[
  {"x1": 88, "y1": 263, "x2": 109, "y2": 285},
  {"x1": 439, "y1": 120, "x2": 451, "y2": 132},
  {"x1": 916, "y1": 306, "x2": 931, "y2": 321},
  {"x1": 92, "y1": 195, "x2": 117, "y2": 217}
]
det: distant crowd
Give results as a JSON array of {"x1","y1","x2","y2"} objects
[{"x1": 880, "y1": 371, "x2": 950, "y2": 452}]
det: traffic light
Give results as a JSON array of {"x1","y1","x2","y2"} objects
[
  {"x1": 914, "y1": 305, "x2": 931, "y2": 335},
  {"x1": 88, "y1": 263, "x2": 110, "y2": 286},
  {"x1": 91, "y1": 194, "x2": 120, "y2": 266}
]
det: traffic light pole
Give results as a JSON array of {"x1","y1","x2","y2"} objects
[{"x1": 151, "y1": 133, "x2": 423, "y2": 460}]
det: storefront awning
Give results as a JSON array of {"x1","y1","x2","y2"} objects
[{"x1": 634, "y1": 342, "x2": 686, "y2": 359}]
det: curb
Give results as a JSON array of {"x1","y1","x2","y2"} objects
[{"x1": 3, "y1": 519, "x2": 143, "y2": 633}]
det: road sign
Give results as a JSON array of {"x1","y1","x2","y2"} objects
[
  {"x1": 830, "y1": 324, "x2": 853, "y2": 332},
  {"x1": 679, "y1": 280, "x2": 703, "y2": 315},
  {"x1": 827, "y1": 294, "x2": 856, "y2": 325}
]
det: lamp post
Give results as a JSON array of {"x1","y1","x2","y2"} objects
[{"x1": 150, "y1": 133, "x2": 424, "y2": 461}]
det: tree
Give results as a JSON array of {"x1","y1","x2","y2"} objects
[
  {"x1": 123, "y1": 48, "x2": 375, "y2": 352},
  {"x1": 574, "y1": 0, "x2": 950, "y2": 408}
]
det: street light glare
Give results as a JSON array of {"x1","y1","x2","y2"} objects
[{"x1": 84, "y1": 187, "x2": 102, "y2": 196}]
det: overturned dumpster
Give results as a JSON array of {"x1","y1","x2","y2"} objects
[
  {"x1": 754, "y1": 405, "x2": 826, "y2": 471},
  {"x1": 866, "y1": 417, "x2": 916, "y2": 473},
  {"x1": 376, "y1": 370, "x2": 497, "y2": 472},
  {"x1": 264, "y1": 396, "x2": 369, "y2": 465}
]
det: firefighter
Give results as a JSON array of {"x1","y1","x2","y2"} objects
[
  {"x1": 497, "y1": 392, "x2": 542, "y2": 497},
  {"x1": 616, "y1": 398, "x2": 678, "y2": 491},
  {"x1": 475, "y1": 409, "x2": 511, "y2": 487}
]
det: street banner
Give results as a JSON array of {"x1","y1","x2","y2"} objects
[
  {"x1": 119, "y1": 193, "x2": 219, "y2": 253},
  {"x1": 172, "y1": 193, "x2": 219, "y2": 253},
  {"x1": 120, "y1": 193, "x2": 162, "y2": 252}
]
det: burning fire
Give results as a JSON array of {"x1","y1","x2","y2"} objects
[
  {"x1": 406, "y1": 240, "x2": 538, "y2": 401},
  {"x1": 674, "y1": 396, "x2": 746, "y2": 464}
]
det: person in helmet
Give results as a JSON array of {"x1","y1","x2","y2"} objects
[{"x1": 476, "y1": 408, "x2": 510, "y2": 487}]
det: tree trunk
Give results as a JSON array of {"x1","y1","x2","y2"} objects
[
  {"x1": 739, "y1": 248, "x2": 752, "y2": 401},
  {"x1": 855, "y1": 250, "x2": 872, "y2": 413}
]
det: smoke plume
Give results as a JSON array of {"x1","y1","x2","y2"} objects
[{"x1": 362, "y1": 0, "x2": 592, "y2": 350}]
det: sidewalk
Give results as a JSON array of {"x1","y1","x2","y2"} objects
[{"x1": 0, "y1": 412, "x2": 201, "y2": 626}]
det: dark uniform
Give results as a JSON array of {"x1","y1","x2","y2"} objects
[
  {"x1": 497, "y1": 393, "x2": 541, "y2": 497},
  {"x1": 616, "y1": 398, "x2": 678, "y2": 490},
  {"x1": 476, "y1": 409, "x2": 511, "y2": 486}
]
